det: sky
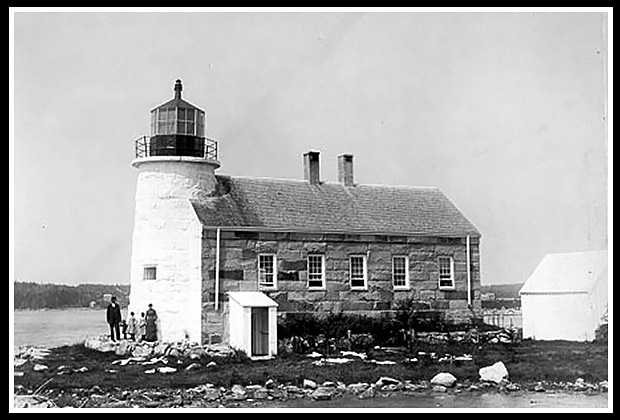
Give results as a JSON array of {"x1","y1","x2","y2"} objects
[{"x1": 11, "y1": 10, "x2": 610, "y2": 286}]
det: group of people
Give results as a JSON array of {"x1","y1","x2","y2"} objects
[{"x1": 106, "y1": 296, "x2": 158, "y2": 343}]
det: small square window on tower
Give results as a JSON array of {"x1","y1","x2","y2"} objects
[{"x1": 143, "y1": 265, "x2": 157, "y2": 281}]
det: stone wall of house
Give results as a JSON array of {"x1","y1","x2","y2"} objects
[{"x1": 200, "y1": 230, "x2": 481, "y2": 343}]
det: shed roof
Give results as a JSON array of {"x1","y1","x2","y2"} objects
[
  {"x1": 191, "y1": 175, "x2": 479, "y2": 237},
  {"x1": 519, "y1": 251, "x2": 608, "y2": 295},
  {"x1": 227, "y1": 292, "x2": 278, "y2": 308}
]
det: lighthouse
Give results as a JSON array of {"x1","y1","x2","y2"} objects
[{"x1": 129, "y1": 80, "x2": 220, "y2": 342}]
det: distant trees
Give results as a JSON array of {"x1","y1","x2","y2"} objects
[{"x1": 13, "y1": 281, "x2": 130, "y2": 310}]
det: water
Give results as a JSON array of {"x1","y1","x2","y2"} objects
[
  {"x1": 13, "y1": 308, "x2": 128, "y2": 348},
  {"x1": 271, "y1": 392, "x2": 607, "y2": 409}
]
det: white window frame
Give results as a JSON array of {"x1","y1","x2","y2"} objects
[
  {"x1": 392, "y1": 255, "x2": 410, "y2": 290},
  {"x1": 307, "y1": 254, "x2": 326, "y2": 290},
  {"x1": 437, "y1": 256, "x2": 455, "y2": 289},
  {"x1": 258, "y1": 253, "x2": 277, "y2": 290},
  {"x1": 143, "y1": 265, "x2": 157, "y2": 281},
  {"x1": 349, "y1": 255, "x2": 368, "y2": 290}
]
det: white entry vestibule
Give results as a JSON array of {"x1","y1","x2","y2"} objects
[{"x1": 227, "y1": 292, "x2": 278, "y2": 359}]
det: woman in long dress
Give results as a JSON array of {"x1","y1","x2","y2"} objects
[{"x1": 145, "y1": 304, "x2": 158, "y2": 342}]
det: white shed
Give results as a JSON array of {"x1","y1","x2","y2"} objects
[
  {"x1": 227, "y1": 292, "x2": 278, "y2": 359},
  {"x1": 519, "y1": 250, "x2": 608, "y2": 341}
]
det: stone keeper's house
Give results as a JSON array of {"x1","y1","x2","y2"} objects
[{"x1": 129, "y1": 80, "x2": 481, "y2": 358}]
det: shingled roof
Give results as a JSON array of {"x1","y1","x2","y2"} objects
[{"x1": 191, "y1": 175, "x2": 479, "y2": 237}]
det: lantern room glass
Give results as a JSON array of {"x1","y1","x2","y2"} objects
[{"x1": 150, "y1": 107, "x2": 205, "y2": 137}]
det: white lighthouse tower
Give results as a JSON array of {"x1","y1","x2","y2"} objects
[{"x1": 129, "y1": 80, "x2": 220, "y2": 342}]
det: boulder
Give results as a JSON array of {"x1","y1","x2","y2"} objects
[
  {"x1": 115, "y1": 341, "x2": 134, "y2": 357},
  {"x1": 265, "y1": 378, "x2": 275, "y2": 389},
  {"x1": 347, "y1": 383, "x2": 369, "y2": 395},
  {"x1": 203, "y1": 388, "x2": 220, "y2": 401},
  {"x1": 84, "y1": 336, "x2": 116, "y2": 353},
  {"x1": 303, "y1": 379, "x2": 317, "y2": 390},
  {"x1": 152, "y1": 343, "x2": 170, "y2": 356},
  {"x1": 311, "y1": 387, "x2": 333, "y2": 401},
  {"x1": 253, "y1": 388, "x2": 269, "y2": 400},
  {"x1": 185, "y1": 363, "x2": 202, "y2": 372},
  {"x1": 375, "y1": 376, "x2": 401, "y2": 387},
  {"x1": 432, "y1": 385, "x2": 448, "y2": 393},
  {"x1": 14, "y1": 395, "x2": 55, "y2": 408},
  {"x1": 430, "y1": 372, "x2": 457, "y2": 388},
  {"x1": 358, "y1": 385, "x2": 376, "y2": 400},
  {"x1": 478, "y1": 361, "x2": 509, "y2": 384},
  {"x1": 33, "y1": 364, "x2": 49, "y2": 372},
  {"x1": 132, "y1": 345, "x2": 153, "y2": 358},
  {"x1": 157, "y1": 366, "x2": 177, "y2": 374},
  {"x1": 534, "y1": 382, "x2": 546, "y2": 392},
  {"x1": 188, "y1": 348, "x2": 207, "y2": 360},
  {"x1": 231, "y1": 384, "x2": 246, "y2": 400}
]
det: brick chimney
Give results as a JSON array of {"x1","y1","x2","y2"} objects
[
  {"x1": 303, "y1": 151, "x2": 321, "y2": 185},
  {"x1": 338, "y1": 154, "x2": 354, "y2": 186}
]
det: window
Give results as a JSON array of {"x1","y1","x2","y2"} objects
[
  {"x1": 438, "y1": 257, "x2": 454, "y2": 289},
  {"x1": 307, "y1": 254, "x2": 325, "y2": 289},
  {"x1": 392, "y1": 256, "x2": 409, "y2": 289},
  {"x1": 349, "y1": 255, "x2": 367, "y2": 289},
  {"x1": 143, "y1": 265, "x2": 157, "y2": 281},
  {"x1": 258, "y1": 254, "x2": 277, "y2": 289}
]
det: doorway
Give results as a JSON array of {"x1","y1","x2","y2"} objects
[{"x1": 251, "y1": 307, "x2": 269, "y2": 356}]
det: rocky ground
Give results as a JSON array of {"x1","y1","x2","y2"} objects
[{"x1": 13, "y1": 335, "x2": 608, "y2": 409}]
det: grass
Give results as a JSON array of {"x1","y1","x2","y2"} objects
[{"x1": 14, "y1": 339, "x2": 608, "y2": 396}]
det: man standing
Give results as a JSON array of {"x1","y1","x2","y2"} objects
[{"x1": 106, "y1": 296, "x2": 122, "y2": 342}]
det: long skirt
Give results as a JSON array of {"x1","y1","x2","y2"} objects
[{"x1": 145, "y1": 321, "x2": 156, "y2": 341}]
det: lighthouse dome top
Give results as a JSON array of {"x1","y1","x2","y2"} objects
[{"x1": 150, "y1": 79, "x2": 206, "y2": 138}]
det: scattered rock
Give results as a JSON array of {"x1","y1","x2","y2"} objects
[
  {"x1": 358, "y1": 385, "x2": 376, "y2": 400},
  {"x1": 340, "y1": 351, "x2": 367, "y2": 359},
  {"x1": 430, "y1": 372, "x2": 457, "y2": 388},
  {"x1": 432, "y1": 385, "x2": 448, "y2": 393},
  {"x1": 188, "y1": 348, "x2": 206, "y2": 360},
  {"x1": 152, "y1": 342, "x2": 169, "y2": 356},
  {"x1": 375, "y1": 376, "x2": 401, "y2": 387},
  {"x1": 231, "y1": 384, "x2": 246, "y2": 400},
  {"x1": 206, "y1": 361, "x2": 217, "y2": 367},
  {"x1": 74, "y1": 366, "x2": 89, "y2": 373},
  {"x1": 115, "y1": 341, "x2": 134, "y2": 357},
  {"x1": 505, "y1": 382, "x2": 521, "y2": 392},
  {"x1": 14, "y1": 371, "x2": 24, "y2": 377},
  {"x1": 185, "y1": 363, "x2": 201, "y2": 372},
  {"x1": 534, "y1": 382, "x2": 546, "y2": 392},
  {"x1": 14, "y1": 358, "x2": 28, "y2": 367},
  {"x1": 303, "y1": 379, "x2": 317, "y2": 390},
  {"x1": 84, "y1": 335, "x2": 116, "y2": 353},
  {"x1": 14, "y1": 395, "x2": 56, "y2": 408},
  {"x1": 33, "y1": 364, "x2": 49, "y2": 372},
  {"x1": 478, "y1": 361, "x2": 509, "y2": 384},
  {"x1": 203, "y1": 388, "x2": 220, "y2": 401},
  {"x1": 265, "y1": 378, "x2": 275, "y2": 389},
  {"x1": 347, "y1": 383, "x2": 369, "y2": 395},
  {"x1": 599, "y1": 380, "x2": 608, "y2": 392},
  {"x1": 157, "y1": 366, "x2": 177, "y2": 374},
  {"x1": 253, "y1": 388, "x2": 269, "y2": 400},
  {"x1": 133, "y1": 345, "x2": 153, "y2": 358},
  {"x1": 311, "y1": 387, "x2": 333, "y2": 401}
]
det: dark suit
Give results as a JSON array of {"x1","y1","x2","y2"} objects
[{"x1": 106, "y1": 302, "x2": 122, "y2": 341}]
